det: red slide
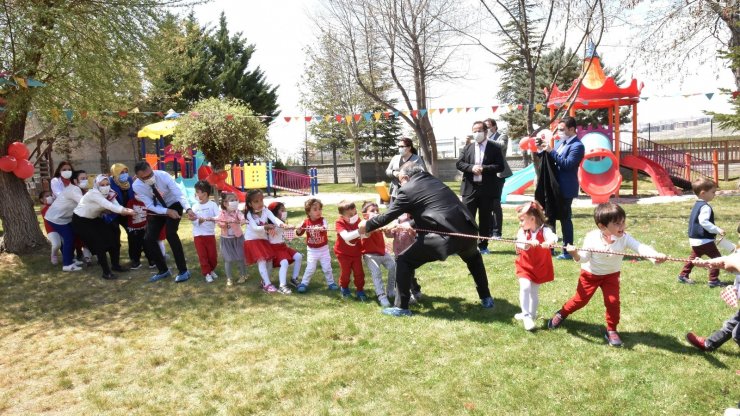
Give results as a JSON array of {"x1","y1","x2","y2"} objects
[
  {"x1": 197, "y1": 165, "x2": 247, "y2": 202},
  {"x1": 620, "y1": 154, "x2": 681, "y2": 196}
]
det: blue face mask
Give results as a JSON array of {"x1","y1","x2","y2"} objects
[{"x1": 119, "y1": 173, "x2": 129, "y2": 182}]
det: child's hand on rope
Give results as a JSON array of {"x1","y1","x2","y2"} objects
[
  {"x1": 527, "y1": 239, "x2": 540, "y2": 248},
  {"x1": 565, "y1": 244, "x2": 577, "y2": 253},
  {"x1": 654, "y1": 253, "x2": 668, "y2": 264}
]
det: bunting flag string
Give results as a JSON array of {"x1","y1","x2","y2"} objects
[{"x1": 4, "y1": 90, "x2": 734, "y2": 124}]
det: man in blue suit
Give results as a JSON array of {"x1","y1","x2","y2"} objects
[{"x1": 538, "y1": 116, "x2": 584, "y2": 260}]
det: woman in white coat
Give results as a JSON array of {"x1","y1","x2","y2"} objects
[{"x1": 385, "y1": 137, "x2": 427, "y2": 202}]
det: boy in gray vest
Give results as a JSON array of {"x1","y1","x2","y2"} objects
[{"x1": 678, "y1": 178, "x2": 727, "y2": 287}]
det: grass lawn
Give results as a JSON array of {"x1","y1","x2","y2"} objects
[{"x1": 1, "y1": 192, "x2": 739, "y2": 414}]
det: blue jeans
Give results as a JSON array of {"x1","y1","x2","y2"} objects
[{"x1": 49, "y1": 221, "x2": 76, "y2": 266}]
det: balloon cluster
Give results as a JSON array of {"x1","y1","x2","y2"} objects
[
  {"x1": 0, "y1": 142, "x2": 34, "y2": 179},
  {"x1": 519, "y1": 129, "x2": 554, "y2": 153}
]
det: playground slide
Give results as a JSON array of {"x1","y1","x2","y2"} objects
[
  {"x1": 219, "y1": 183, "x2": 247, "y2": 203},
  {"x1": 175, "y1": 177, "x2": 199, "y2": 206},
  {"x1": 620, "y1": 154, "x2": 681, "y2": 197},
  {"x1": 501, "y1": 163, "x2": 535, "y2": 203}
]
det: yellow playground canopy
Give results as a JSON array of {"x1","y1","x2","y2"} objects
[{"x1": 137, "y1": 119, "x2": 178, "y2": 140}]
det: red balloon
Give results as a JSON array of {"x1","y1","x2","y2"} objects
[
  {"x1": 198, "y1": 165, "x2": 213, "y2": 181},
  {"x1": 519, "y1": 137, "x2": 538, "y2": 152},
  {"x1": 13, "y1": 159, "x2": 34, "y2": 179},
  {"x1": 7, "y1": 142, "x2": 29, "y2": 160},
  {"x1": 206, "y1": 172, "x2": 220, "y2": 185},
  {"x1": 0, "y1": 155, "x2": 17, "y2": 172}
]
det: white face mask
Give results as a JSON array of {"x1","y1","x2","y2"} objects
[
  {"x1": 398, "y1": 147, "x2": 407, "y2": 156},
  {"x1": 349, "y1": 214, "x2": 359, "y2": 224},
  {"x1": 61, "y1": 170, "x2": 72, "y2": 179},
  {"x1": 98, "y1": 186, "x2": 111, "y2": 195},
  {"x1": 78, "y1": 180, "x2": 88, "y2": 189},
  {"x1": 143, "y1": 177, "x2": 156, "y2": 186},
  {"x1": 473, "y1": 132, "x2": 486, "y2": 143},
  {"x1": 45, "y1": 196, "x2": 54, "y2": 205},
  {"x1": 280, "y1": 211, "x2": 287, "y2": 221},
  {"x1": 228, "y1": 201, "x2": 239, "y2": 211},
  {"x1": 557, "y1": 131, "x2": 568, "y2": 140}
]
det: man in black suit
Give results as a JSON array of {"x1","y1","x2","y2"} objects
[
  {"x1": 456, "y1": 121, "x2": 505, "y2": 254},
  {"x1": 358, "y1": 163, "x2": 495, "y2": 316}
]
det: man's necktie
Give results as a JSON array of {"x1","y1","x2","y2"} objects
[{"x1": 152, "y1": 185, "x2": 166, "y2": 207}]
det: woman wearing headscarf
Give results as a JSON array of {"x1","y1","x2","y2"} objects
[
  {"x1": 72, "y1": 175, "x2": 135, "y2": 280},
  {"x1": 385, "y1": 137, "x2": 427, "y2": 202},
  {"x1": 108, "y1": 163, "x2": 136, "y2": 266}
]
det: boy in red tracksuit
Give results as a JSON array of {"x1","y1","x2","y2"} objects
[{"x1": 334, "y1": 200, "x2": 367, "y2": 301}]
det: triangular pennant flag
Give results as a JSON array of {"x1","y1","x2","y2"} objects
[
  {"x1": 63, "y1": 109, "x2": 73, "y2": 121},
  {"x1": 419, "y1": 109, "x2": 427, "y2": 117},
  {"x1": 226, "y1": 114, "x2": 234, "y2": 121},
  {"x1": 50, "y1": 108, "x2": 60, "y2": 121},
  {"x1": 293, "y1": 116, "x2": 300, "y2": 121},
  {"x1": 314, "y1": 115, "x2": 323, "y2": 122},
  {"x1": 429, "y1": 108, "x2": 437, "y2": 115},
  {"x1": 363, "y1": 112, "x2": 372, "y2": 121},
  {"x1": 118, "y1": 110, "x2": 128, "y2": 118},
  {"x1": 14, "y1": 77, "x2": 27, "y2": 89},
  {"x1": 305, "y1": 116, "x2": 312, "y2": 122},
  {"x1": 345, "y1": 115, "x2": 352, "y2": 124},
  {"x1": 706, "y1": 93, "x2": 714, "y2": 100},
  {"x1": 156, "y1": 111, "x2": 164, "y2": 117},
  {"x1": 508, "y1": 104, "x2": 514, "y2": 111},
  {"x1": 491, "y1": 106, "x2": 498, "y2": 113},
  {"x1": 373, "y1": 112, "x2": 381, "y2": 121},
  {"x1": 474, "y1": 107, "x2": 480, "y2": 112},
  {"x1": 284, "y1": 116, "x2": 291, "y2": 122},
  {"x1": 455, "y1": 107, "x2": 462, "y2": 113},
  {"x1": 447, "y1": 108, "x2": 454, "y2": 113},
  {"x1": 535, "y1": 103, "x2": 543, "y2": 112},
  {"x1": 393, "y1": 111, "x2": 400, "y2": 117},
  {"x1": 411, "y1": 110, "x2": 419, "y2": 117},
  {"x1": 353, "y1": 114, "x2": 361, "y2": 122},
  {"x1": 438, "y1": 108, "x2": 445, "y2": 114},
  {"x1": 80, "y1": 110, "x2": 88, "y2": 119},
  {"x1": 383, "y1": 112, "x2": 391, "y2": 119},
  {"x1": 335, "y1": 114, "x2": 342, "y2": 123},
  {"x1": 516, "y1": 104, "x2": 523, "y2": 110},
  {"x1": 465, "y1": 107, "x2": 471, "y2": 112}
]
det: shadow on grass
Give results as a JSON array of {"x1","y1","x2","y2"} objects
[
  {"x1": 556, "y1": 318, "x2": 729, "y2": 369},
  {"x1": 413, "y1": 295, "x2": 521, "y2": 324}
]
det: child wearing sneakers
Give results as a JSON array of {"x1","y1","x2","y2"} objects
[
  {"x1": 215, "y1": 192, "x2": 247, "y2": 286},
  {"x1": 547, "y1": 202, "x2": 667, "y2": 347},
  {"x1": 687, "y1": 224, "x2": 740, "y2": 352},
  {"x1": 191, "y1": 181, "x2": 220, "y2": 283},
  {"x1": 360, "y1": 201, "x2": 396, "y2": 307},
  {"x1": 294, "y1": 198, "x2": 337, "y2": 293},
  {"x1": 267, "y1": 201, "x2": 302, "y2": 295},
  {"x1": 243, "y1": 189, "x2": 283, "y2": 293},
  {"x1": 514, "y1": 201, "x2": 558, "y2": 331},
  {"x1": 39, "y1": 191, "x2": 62, "y2": 265},
  {"x1": 678, "y1": 178, "x2": 726, "y2": 287},
  {"x1": 334, "y1": 200, "x2": 367, "y2": 300},
  {"x1": 126, "y1": 195, "x2": 166, "y2": 269}
]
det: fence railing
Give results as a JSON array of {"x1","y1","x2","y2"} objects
[
  {"x1": 647, "y1": 140, "x2": 740, "y2": 180},
  {"x1": 619, "y1": 136, "x2": 715, "y2": 183},
  {"x1": 267, "y1": 164, "x2": 317, "y2": 195}
]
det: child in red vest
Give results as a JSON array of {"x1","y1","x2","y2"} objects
[
  {"x1": 295, "y1": 198, "x2": 337, "y2": 293},
  {"x1": 360, "y1": 201, "x2": 395, "y2": 307},
  {"x1": 334, "y1": 200, "x2": 367, "y2": 300},
  {"x1": 127, "y1": 196, "x2": 166, "y2": 269}
]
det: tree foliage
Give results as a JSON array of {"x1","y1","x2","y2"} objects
[
  {"x1": 172, "y1": 97, "x2": 269, "y2": 169},
  {"x1": 146, "y1": 12, "x2": 279, "y2": 121}
]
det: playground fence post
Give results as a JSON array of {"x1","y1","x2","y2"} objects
[
  {"x1": 684, "y1": 153, "x2": 691, "y2": 181},
  {"x1": 712, "y1": 150, "x2": 719, "y2": 185},
  {"x1": 310, "y1": 167, "x2": 318, "y2": 195},
  {"x1": 266, "y1": 161, "x2": 273, "y2": 195}
]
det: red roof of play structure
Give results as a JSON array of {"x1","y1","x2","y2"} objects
[{"x1": 545, "y1": 45, "x2": 643, "y2": 110}]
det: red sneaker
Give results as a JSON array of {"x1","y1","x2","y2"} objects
[{"x1": 686, "y1": 332, "x2": 708, "y2": 351}]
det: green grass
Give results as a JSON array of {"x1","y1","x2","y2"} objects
[{"x1": 1, "y1": 194, "x2": 740, "y2": 414}]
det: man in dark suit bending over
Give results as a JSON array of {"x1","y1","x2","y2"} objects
[
  {"x1": 358, "y1": 162, "x2": 495, "y2": 316},
  {"x1": 456, "y1": 120, "x2": 505, "y2": 254}
]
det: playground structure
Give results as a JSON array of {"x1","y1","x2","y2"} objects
[
  {"x1": 137, "y1": 116, "x2": 318, "y2": 203},
  {"x1": 502, "y1": 41, "x2": 719, "y2": 204}
]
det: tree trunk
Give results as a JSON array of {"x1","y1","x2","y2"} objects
[
  {"x1": 419, "y1": 115, "x2": 438, "y2": 175},
  {"x1": 0, "y1": 171, "x2": 48, "y2": 253},
  {"x1": 332, "y1": 145, "x2": 339, "y2": 184}
]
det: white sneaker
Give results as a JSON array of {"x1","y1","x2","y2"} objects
[
  {"x1": 210, "y1": 271, "x2": 218, "y2": 279},
  {"x1": 63, "y1": 264, "x2": 82, "y2": 272},
  {"x1": 514, "y1": 312, "x2": 525, "y2": 320},
  {"x1": 73, "y1": 259, "x2": 84, "y2": 267},
  {"x1": 379, "y1": 295, "x2": 391, "y2": 307},
  {"x1": 523, "y1": 315, "x2": 536, "y2": 331},
  {"x1": 226, "y1": 278, "x2": 233, "y2": 286},
  {"x1": 205, "y1": 273, "x2": 214, "y2": 283}
]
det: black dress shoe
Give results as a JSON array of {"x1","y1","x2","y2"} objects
[
  {"x1": 111, "y1": 265, "x2": 128, "y2": 272},
  {"x1": 101, "y1": 273, "x2": 118, "y2": 280}
]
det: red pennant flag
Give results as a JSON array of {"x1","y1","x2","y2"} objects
[
  {"x1": 155, "y1": 111, "x2": 164, "y2": 118},
  {"x1": 516, "y1": 104, "x2": 523, "y2": 110},
  {"x1": 438, "y1": 108, "x2": 445, "y2": 114},
  {"x1": 465, "y1": 107, "x2": 471, "y2": 112},
  {"x1": 353, "y1": 114, "x2": 361, "y2": 122},
  {"x1": 491, "y1": 106, "x2": 498, "y2": 113},
  {"x1": 383, "y1": 112, "x2": 391, "y2": 119},
  {"x1": 118, "y1": 111, "x2": 128, "y2": 118},
  {"x1": 411, "y1": 110, "x2": 419, "y2": 117},
  {"x1": 284, "y1": 116, "x2": 291, "y2": 122},
  {"x1": 333, "y1": 115, "x2": 341, "y2": 123},
  {"x1": 226, "y1": 114, "x2": 234, "y2": 121},
  {"x1": 304, "y1": 116, "x2": 312, "y2": 122}
]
